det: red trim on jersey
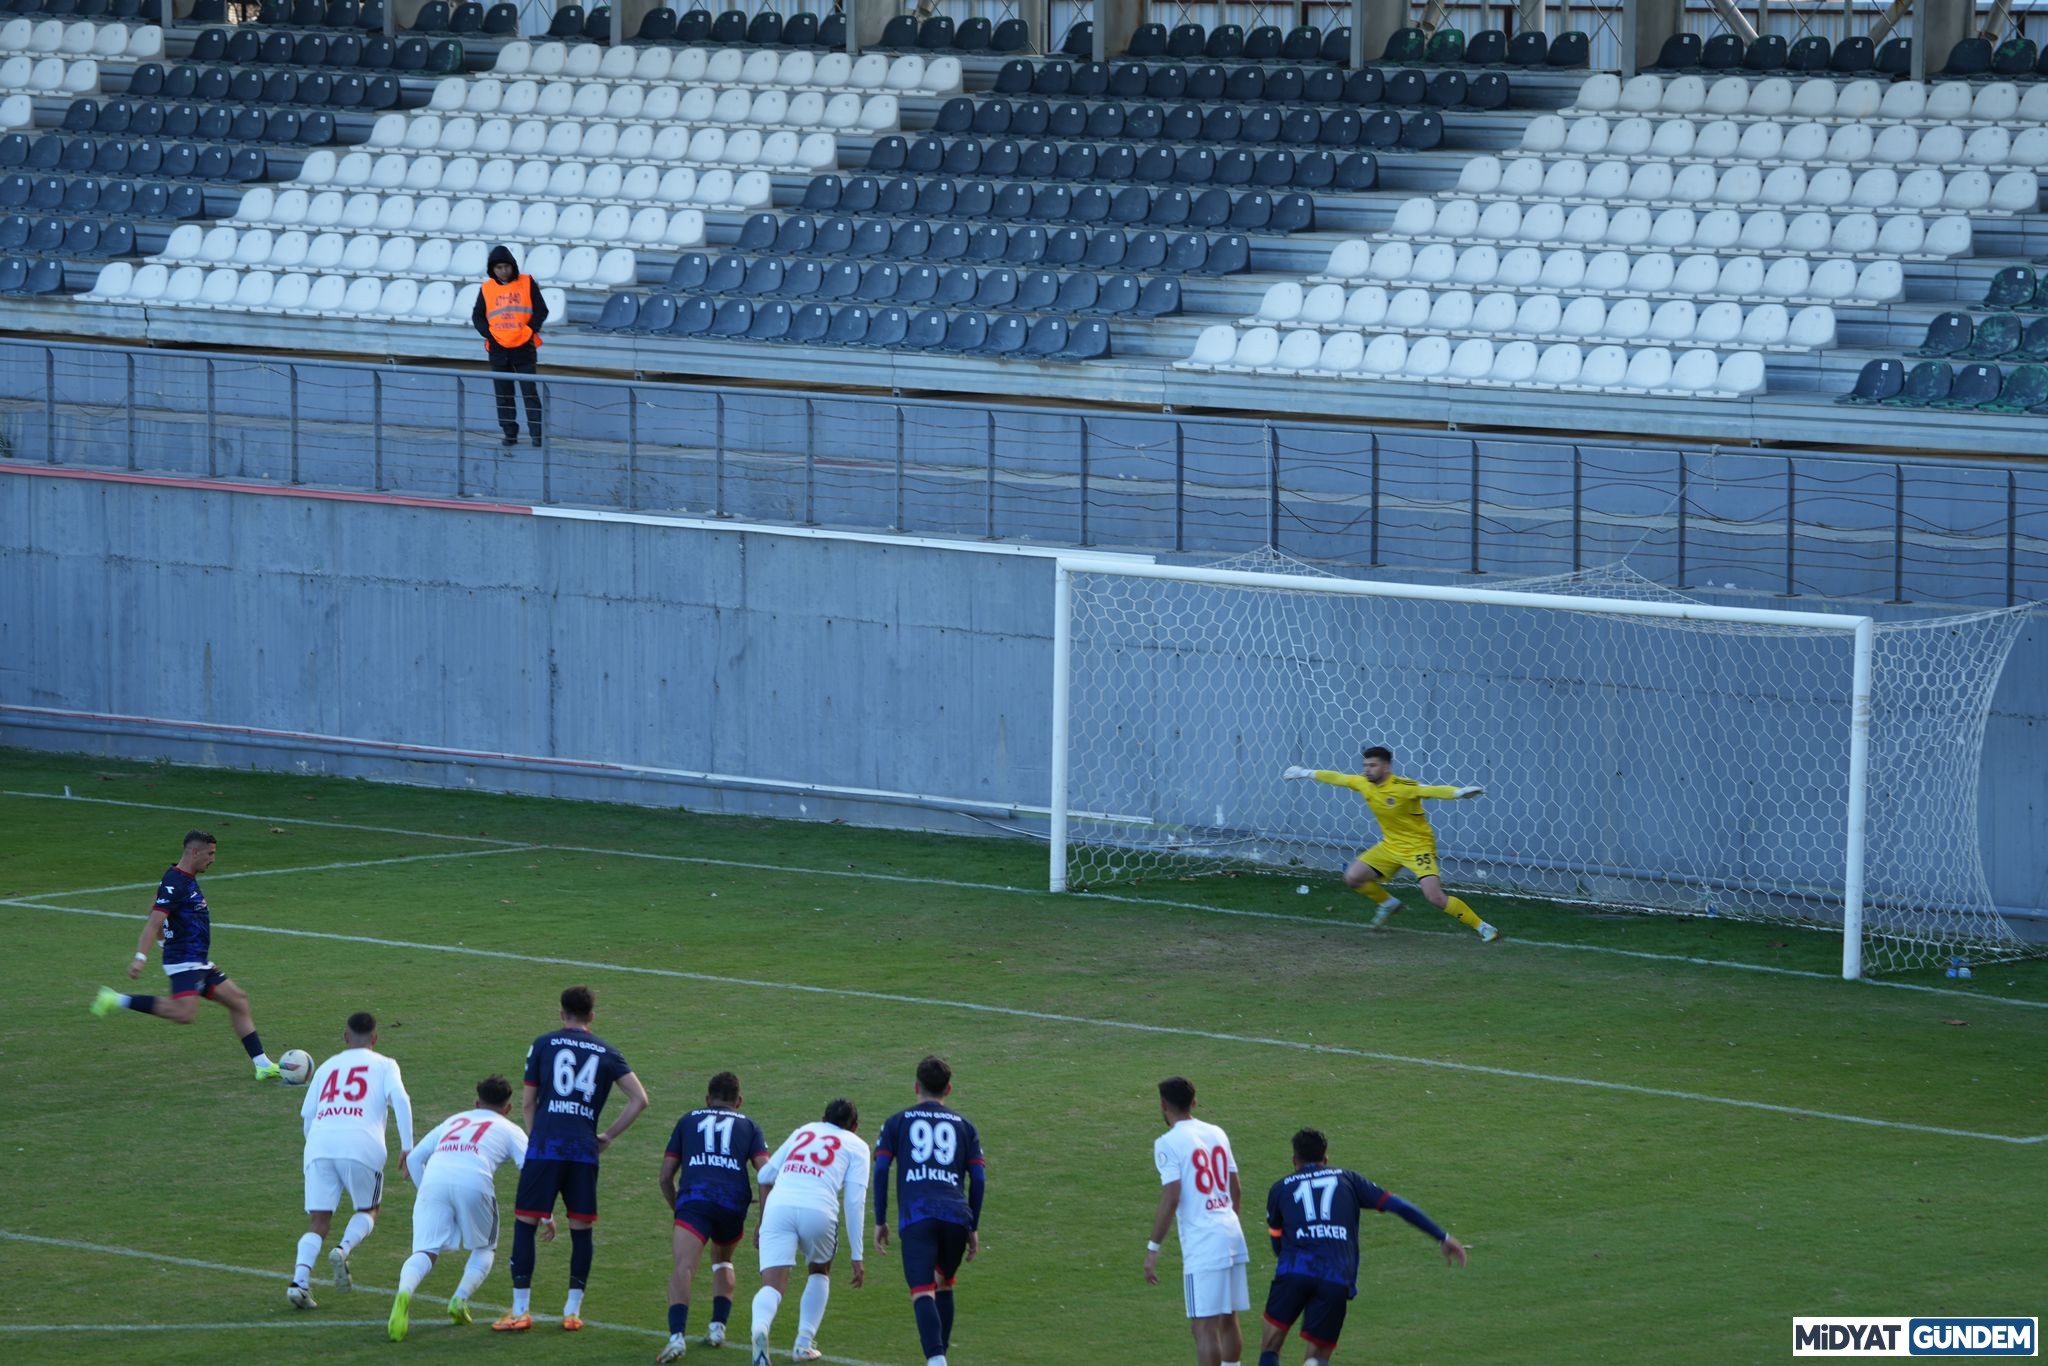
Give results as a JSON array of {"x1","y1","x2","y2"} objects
[
  {"x1": 969, "y1": 1157, "x2": 985, "y2": 1166},
  {"x1": 936, "y1": 1275, "x2": 957, "y2": 1290},
  {"x1": 1374, "y1": 1191, "x2": 1392, "y2": 1211},
  {"x1": 875, "y1": 1148, "x2": 893, "y2": 1159},
  {"x1": 908, "y1": 1283, "x2": 937, "y2": 1296},
  {"x1": 565, "y1": 1212, "x2": 598, "y2": 1223},
  {"x1": 171, "y1": 989, "x2": 202, "y2": 999},
  {"x1": 515, "y1": 1208, "x2": 555, "y2": 1220},
  {"x1": 674, "y1": 1215, "x2": 710, "y2": 1241},
  {"x1": 1264, "y1": 1314, "x2": 1293, "y2": 1333},
  {"x1": 1302, "y1": 1330, "x2": 1339, "y2": 1351}
]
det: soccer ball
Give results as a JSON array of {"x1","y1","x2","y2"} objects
[{"x1": 278, "y1": 1049, "x2": 314, "y2": 1086}]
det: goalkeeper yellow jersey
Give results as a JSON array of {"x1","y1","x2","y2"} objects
[{"x1": 1313, "y1": 771, "x2": 1462, "y2": 851}]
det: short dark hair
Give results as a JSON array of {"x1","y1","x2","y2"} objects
[
  {"x1": 1291, "y1": 1128, "x2": 1328, "y2": 1163},
  {"x1": 823, "y1": 1097, "x2": 858, "y2": 1130},
  {"x1": 345, "y1": 1011, "x2": 376, "y2": 1040},
  {"x1": 477, "y1": 1075, "x2": 513, "y2": 1108},
  {"x1": 560, "y1": 985, "x2": 595, "y2": 1020},
  {"x1": 1158, "y1": 1076, "x2": 1196, "y2": 1112},
  {"x1": 1362, "y1": 745, "x2": 1393, "y2": 764},
  {"x1": 182, "y1": 829, "x2": 216, "y2": 849},
  {"x1": 916, "y1": 1055, "x2": 952, "y2": 1096},
  {"x1": 706, "y1": 1071, "x2": 741, "y2": 1104}
]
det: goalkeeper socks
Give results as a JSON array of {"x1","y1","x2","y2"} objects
[
  {"x1": 293, "y1": 1231, "x2": 323, "y2": 1286},
  {"x1": 914, "y1": 1295, "x2": 946, "y2": 1359},
  {"x1": 1441, "y1": 895, "x2": 1484, "y2": 931},
  {"x1": 336, "y1": 1211, "x2": 375, "y2": 1256},
  {"x1": 669, "y1": 1302, "x2": 689, "y2": 1336},
  {"x1": 935, "y1": 1287, "x2": 955, "y2": 1347},
  {"x1": 1354, "y1": 880, "x2": 1395, "y2": 904},
  {"x1": 456, "y1": 1249, "x2": 494, "y2": 1300},
  {"x1": 398, "y1": 1252, "x2": 433, "y2": 1296}
]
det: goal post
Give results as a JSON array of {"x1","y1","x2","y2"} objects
[{"x1": 1048, "y1": 553, "x2": 2029, "y2": 980}]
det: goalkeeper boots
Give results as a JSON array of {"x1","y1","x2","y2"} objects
[
  {"x1": 1368, "y1": 902, "x2": 1401, "y2": 930},
  {"x1": 1478, "y1": 922, "x2": 1499, "y2": 942}
]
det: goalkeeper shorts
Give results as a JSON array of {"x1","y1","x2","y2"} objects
[{"x1": 1358, "y1": 841, "x2": 1439, "y2": 881}]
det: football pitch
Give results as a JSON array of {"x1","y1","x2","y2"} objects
[{"x1": 3, "y1": 747, "x2": 2044, "y2": 1365}]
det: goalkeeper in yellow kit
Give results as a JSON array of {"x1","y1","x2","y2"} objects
[{"x1": 1283, "y1": 745, "x2": 1500, "y2": 942}]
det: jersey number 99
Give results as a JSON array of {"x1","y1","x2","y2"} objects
[{"x1": 907, "y1": 1118, "x2": 956, "y2": 1166}]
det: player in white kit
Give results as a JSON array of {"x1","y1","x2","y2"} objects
[
  {"x1": 388, "y1": 1074, "x2": 552, "y2": 1341},
  {"x1": 289, "y1": 1011, "x2": 414, "y2": 1309},
  {"x1": 749, "y1": 1098, "x2": 870, "y2": 1365},
  {"x1": 1142, "y1": 1076, "x2": 1250, "y2": 1366}
]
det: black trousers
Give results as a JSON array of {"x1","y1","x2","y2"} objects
[{"x1": 489, "y1": 342, "x2": 542, "y2": 439}]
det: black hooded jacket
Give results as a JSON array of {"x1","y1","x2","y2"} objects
[{"x1": 471, "y1": 243, "x2": 548, "y2": 349}]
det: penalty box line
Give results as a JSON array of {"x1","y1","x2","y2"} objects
[
  {"x1": 0, "y1": 1232, "x2": 899, "y2": 1365},
  {"x1": 17, "y1": 845, "x2": 544, "y2": 903},
  {"x1": 8, "y1": 786, "x2": 2044, "y2": 1013},
  {"x1": 9, "y1": 898, "x2": 2042, "y2": 1148}
]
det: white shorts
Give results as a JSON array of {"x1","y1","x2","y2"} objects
[
  {"x1": 1182, "y1": 1262, "x2": 1250, "y2": 1320},
  {"x1": 757, "y1": 1203, "x2": 838, "y2": 1271},
  {"x1": 411, "y1": 1180, "x2": 500, "y2": 1254},
  {"x1": 304, "y1": 1157, "x2": 384, "y2": 1214}
]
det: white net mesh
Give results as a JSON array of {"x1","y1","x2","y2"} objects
[{"x1": 1057, "y1": 552, "x2": 2033, "y2": 975}]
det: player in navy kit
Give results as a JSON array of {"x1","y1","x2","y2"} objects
[
  {"x1": 1258, "y1": 1129, "x2": 1466, "y2": 1366},
  {"x1": 655, "y1": 1070, "x2": 770, "y2": 1362},
  {"x1": 873, "y1": 1056, "x2": 985, "y2": 1366},
  {"x1": 493, "y1": 985, "x2": 649, "y2": 1334},
  {"x1": 89, "y1": 830, "x2": 280, "y2": 1079}
]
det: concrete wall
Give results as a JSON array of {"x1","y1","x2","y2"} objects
[{"x1": 3, "y1": 474, "x2": 2042, "y2": 920}]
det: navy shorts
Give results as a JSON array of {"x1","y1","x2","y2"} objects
[
  {"x1": 899, "y1": 1218, "x2": 971, "y2": 1294},
  {"x1": 673, "y1": 1200, "x2": 746, "y2": 1249},
  {"x1": 167, "y1": 966, "x2": 228, "y2": 1000},
  {"x1": 1264, "y1": 1274, "x2": 1351, "y2": 1353},
  {"x1": 514, "y1": 1158, "x2": 601, "y2": 1222}
]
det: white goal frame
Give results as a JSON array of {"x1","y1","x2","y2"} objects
[{"x1": 1047, "y1": 558, "x2": 1880, "y2": 980}]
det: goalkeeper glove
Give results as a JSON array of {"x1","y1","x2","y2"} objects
[
  {"x1": 1454, "y1": 785, "x2": 1485, "y2": 798},
  {"x1": 1282, "y1": 766, "x2": 1314, "y2": 781}
]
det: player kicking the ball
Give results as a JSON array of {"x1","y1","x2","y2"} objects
[
  {"x1": 750, "y1": 1099, "x2": 870, "y2": 1365},
  {"x1": 1259, "y1": 1127, "x2": 1466, "y2": 1366},
  {"x1": 656, "y1": 1071, "x2": 770, "y2": 1361},
  {"x1": 88, "y1": 829, "x2": 283, "y2": 1078},
  {"x1": 389, "y1": 1075, "x2": 550, "y2": 1342},
  {"x1": 1283, "y1": 746, "x2": 1499, "y2": 941}
]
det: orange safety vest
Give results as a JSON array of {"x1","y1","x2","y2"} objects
[{"x1": 482, "y1": 274, "x2": 538, "y2": 348}]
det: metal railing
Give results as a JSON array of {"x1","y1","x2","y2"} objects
[{"x1": 1, "y1": 337, "x2": 2042, "y2": 608}]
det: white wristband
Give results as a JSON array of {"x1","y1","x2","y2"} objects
[
  {"x1": 134, "y1": 951, "x2": 147, "y2": 961},
  {"x1": 1146, "y1": 1240, "x2": 1161, "y2": 1254}
]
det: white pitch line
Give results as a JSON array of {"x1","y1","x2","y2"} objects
[
  {"x1": 8, "y1": 787, "x2": 2045, "y2": 1012},
  {"x1": 19, "y1": 845, "x2": 542, "y2": 901},
  {"x1": 10, "y1": 898, "x2": 2040, "y2": 1146},
  {"x1": 0, "y1": 1320, "x2": 389, "y2": 1332},
  {"x1": 0, "y1": 788, "x2": 528, "y2": 846},
  {"x1": 0, "y1": 1231, "x2": 898, "y2": 1365}
]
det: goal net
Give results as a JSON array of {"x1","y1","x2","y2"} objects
[{"x1": 1050, "y1": 549, "x2": 2032, "y2": 977}]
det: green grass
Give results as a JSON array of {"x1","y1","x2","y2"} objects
[{"x1": 1, "y1": 748, "x2": 2044, "y2": 1364}]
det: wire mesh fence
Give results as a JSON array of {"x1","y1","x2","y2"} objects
[{"x1": 3, "y1": 338, "x2": 2043, "y2": 609}]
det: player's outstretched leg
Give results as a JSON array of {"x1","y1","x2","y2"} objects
[
  {"x1": 1418, "y1": 878, "x2": 1497, "y2": 941},
  {"x1": 211, "y1": 979, "x2": 280, "y2": 1078},
  {"x1": 1341, "y1": 860, "x2": 1403, "y2": 929}
]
